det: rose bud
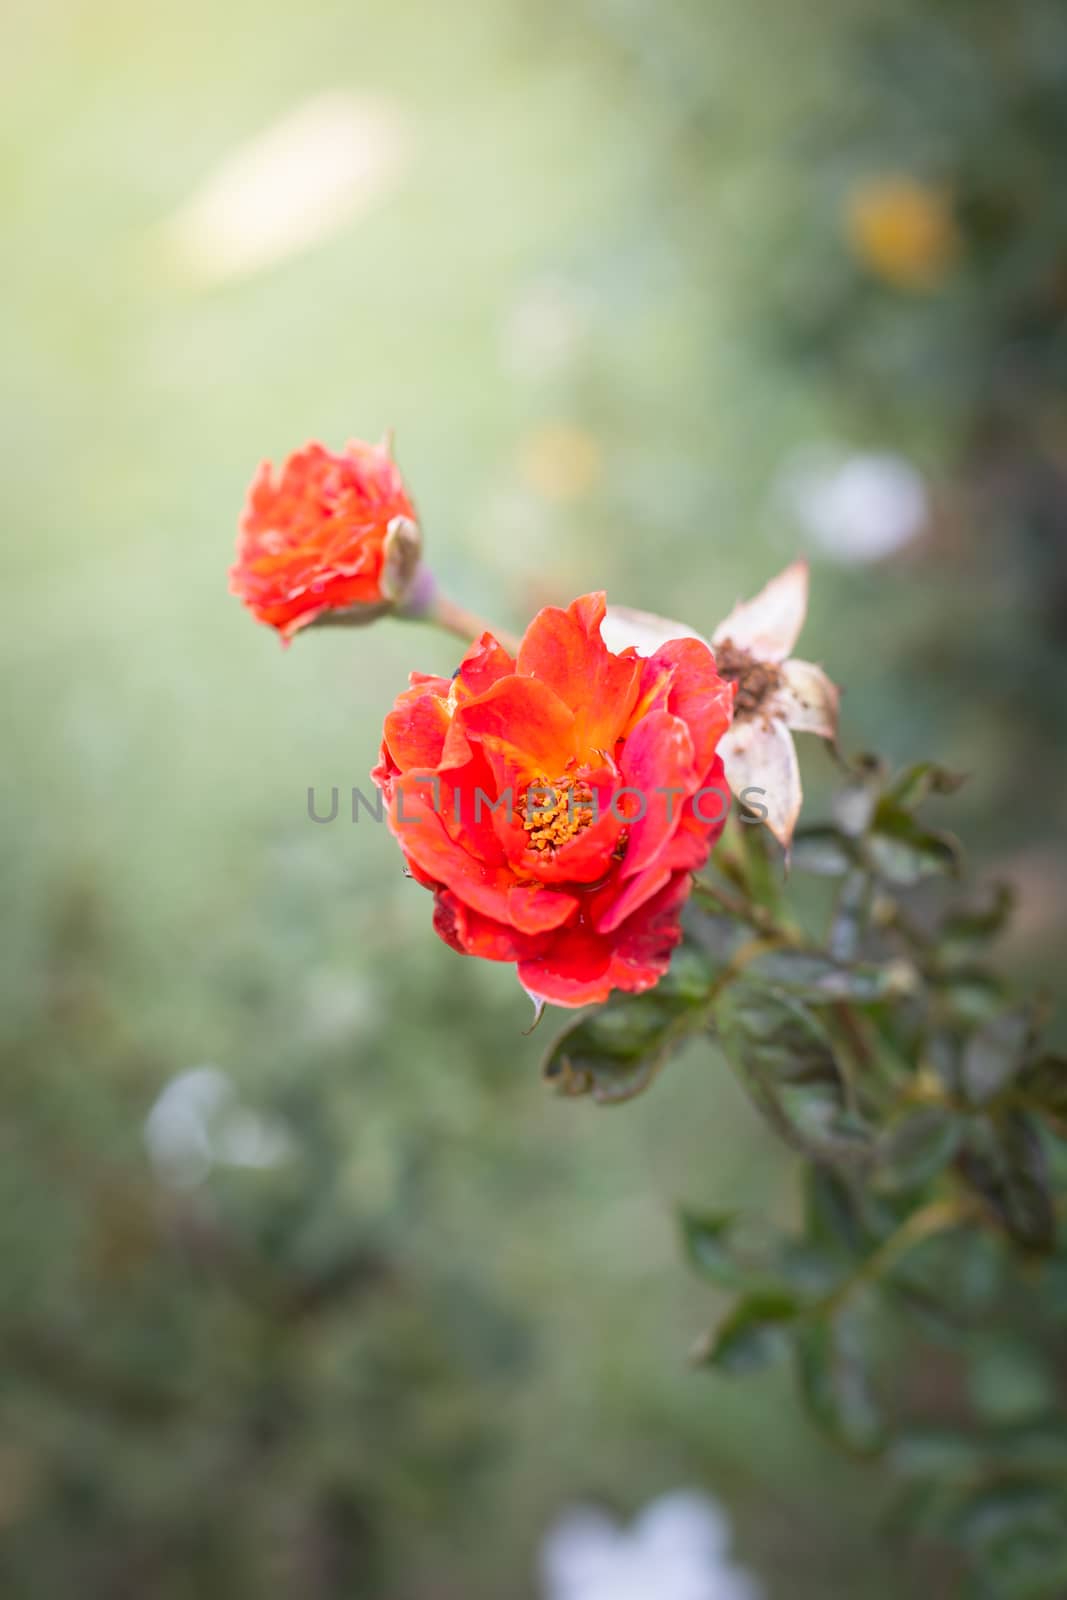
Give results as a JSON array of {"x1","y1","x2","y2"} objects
[
  {"x1": 230, "y1": 438, "x2": 423, "y2": 640},
  {"x1": 372, "y1": 592, "x2": 733, "y2": 1008}
]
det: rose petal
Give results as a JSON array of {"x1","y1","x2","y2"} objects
[
  {"x1": 454, "y1": 632, "x2": 516, "y2": 698},
  {"x1": 506, "y1": 883, "x2": 582, "y2": 936},
  {"x1": 383, "y1": 684, "x2": 451, "y2": 772},
  {"x1": 457, "y1": 673, "x2": 576, "y2": 777},
  {"x1": 718, "y1": 718, "x2": 802, "y2": 850},
  {"x1": 625, "y1": 650, "x2": 679, "y2": 727},
  {"x1": 433, "y1": 890, "x2": 536, "y2": 962},
  {"x1": 434, "y1": 752, "x2": 508, "y2": 863},
  {"x1": 598, "y1": 754, "x2": 729, "y2": 933},
  {"x1": 617, "y1": 710, "x2": 697, "y2": 879},
  {"x1": 769, "y1": 657, "x2": 839, "y2": 741},
  {"x1": 388, "y1": 775, "x2": 577, "y2": 930},
  {"x1": 517, "y1": 592, "x2": 641, "y2": 755},
  {"x1": 517, "y1": 925, "x2": 613, "y2": 1007},
  {"x1": 712, "y1": 560, "x2": 809, "y2": 663},
  {"x1": 593, "y1": 861, "x2": 673, "y2": 935},
  {"x1": 651, "y1": 637, "x2": 734, "y2": 776},
  {"x1": 608, "y1": 870, "x2": 690, "y2": 980},
  {"x1": 519, "y1": 869, "x2": 692, "y2": 1008}
]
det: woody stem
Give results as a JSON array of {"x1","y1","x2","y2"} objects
[{"x1": 426, "y1": 592, "x2": 522, "y2": 656}]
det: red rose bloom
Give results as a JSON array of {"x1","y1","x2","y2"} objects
[
  {"x1": 372, "y1": 592, "x2": 734, "y2": 1007},
  {"x1": 231, "y1": 439, "x2": 417, "y2": 639}
]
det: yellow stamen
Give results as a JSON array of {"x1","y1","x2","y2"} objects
[{"x1": 521, "y1": 775, "x2": 596, "y2": 853}]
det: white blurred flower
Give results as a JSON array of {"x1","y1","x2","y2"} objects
[
  {"x1": 540, "y1": 1490, "x2": 762, "y2": 1600},
  {"x1": 779, "y1": 449, "x2": 928, "y2": 564},
  {"x1": 144, "y1": 1066, "x2": 293, "y2": 1189},
  {"x1": 163, "y1": 91, "x2": 413, "y2": 283},
  {"x1": 603, "y1": 562, "x2": 839, "y2": 851}
]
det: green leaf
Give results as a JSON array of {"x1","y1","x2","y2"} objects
[
  {"x1": 789, "y1": 825, "x2": 856, "y2": 877},
  {"x1": 832, "y1": 754, "x2": 887, "y2": 838},
  {"x1": 657, "y1": 936, "x2": 723, "y2": 1002},
  {"x1": 739, "y1": 811, "x2": 786, "y2": 913},
  {"x1": 1018, "y1": 1052, "x2": 1067, "y2": 1126},
  {"x1": 891, "y1": 1471, "x2": 1067, "y2": 1593},
  {"x1": 890, "y1": 1427, "x2": 988, "y2": 1479},
  {"x1": 805, "y1": 1168, "x2": 862, "y2": 1256},
  {"x1": 541, "y1": 989, "x2": 693, "y2": 1105},
  {"x1": 934, "y1": 967, "x2": 1009, "y2": 1029},
  {"x1": 962, "y1": 1010, "x2": 1033, "y2": 1105},
  {"x1": 940, "y1": 883, "x2": 1015, "y2": 954},
  {"x1": 865, "y1": 803, "x2": 962, "y2": 886},
  {"x1": 967, "y1": 1337, "x2": 1058, "y2": 1425},
  {"x1": 874, "y1": 1107, "x2": 962, "y2": 1194},
  {"x1": 795, "y1": 1312, "x2": 886, "y2": 1454},
  {"x1": 682, "y1": 906, "x2": 752, "y2": 972},
  {"x1": 715, "y1": 987, "x2": 874, "y2": 1168},
  {"x1": 744, "y1": 947, "x2": 916, "y2": 1004},
  {"x1": 990, "y1": 1423, "x2": 1067, "y2": 1475},
  {"x1": 680, "y1": 1210, "x2": 749, "y2": 1288},
  {"x1": 718, "y1": 984, "x2": 841, "y2": 1082},
  {"x1": 775, "y1": 1083, "x2": 873, "y2": 1156},
  {"x1": 887, "y1": 761, "x2": 967, "y2": 810},
  {"x1": 950, "y1": 1479, "x2": 1067, "y2": 1561},
  {"x1": 828, "y1": 866, "x2": 870, "y2": 963},
  {"x1": 960, "y1": 1113, "x2": 1055, "y2": 1254},
  {"x1": 541, "y1": 936, "x2": 720, "y2": 1103},
  {"x1": 681, "y1": 1210, "x2": 835, "y2": 1298},
  {"x1": 694, "y1": 1289, "x2": 800, "y2": 1374}
]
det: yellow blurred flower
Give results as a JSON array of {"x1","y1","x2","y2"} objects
[
  {"x1": 846, "y1": 177, "x2": 959, "y2": 291},
  {"x1": 518, "y1": 424, "x2": 603, "y2": 502}
]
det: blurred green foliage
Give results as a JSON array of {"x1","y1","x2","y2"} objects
[
  {"x1": 549, "y1": 767, "x2": 1067, "y2": 1597},
  {"x1": 2, "y1": 0, "x2": 1065, "y2": 1594}
]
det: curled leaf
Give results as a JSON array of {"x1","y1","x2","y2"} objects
[{"x1": 541, "y1": 979, "x2": 702, "y2": 1105}]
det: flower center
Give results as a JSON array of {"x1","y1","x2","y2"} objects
[
  {"x1": 521, "y1": 775, "x2": 596, "y2": 853},
  {"x1": 714, "y1": 637, "x2": 782, "y2": 720}
]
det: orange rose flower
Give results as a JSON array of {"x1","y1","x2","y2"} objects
[
  {"x1": 372, "y1": 593, "x2": 734, "y2": 1007},
  {"x1": 231, "y1": 439, "x2": 419, "y2": 639}
]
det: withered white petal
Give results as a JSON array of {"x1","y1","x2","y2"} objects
[
  {"x1": 711, "y1": 559, "x2": 809, "y2": 663},
  {"x1": 771, "y1": 657, "x2": 840, "y2": 741},
  {"x1": 600, "y1": 604, "x2": 708, "y2": 658},
  {"x1": 719, "y1": 718, "x2": 803, "y2": 851}
]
